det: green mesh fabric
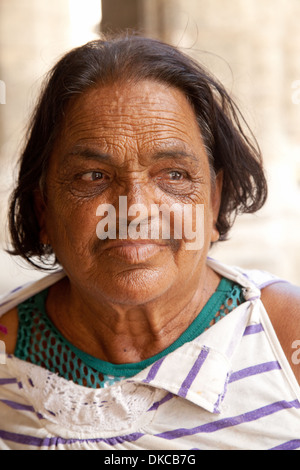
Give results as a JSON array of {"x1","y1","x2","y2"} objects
[
  {"x1": 14, "y1": 277, "x2": 245, "y2": 389},
  {"x1": 209, "y1": 283, "x2": 244, "y2": 326}
]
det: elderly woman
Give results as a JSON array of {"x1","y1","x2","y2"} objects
[{"x1": 0, "y1": 35, "x2": 299, "y2": 451}]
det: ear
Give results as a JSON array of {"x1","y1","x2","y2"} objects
[
  {"x1": 34, "y1": 189, "x2": 49, "y2": 245},
  {"x1": 210, "y1": 171, "x2": 223, "y2": 243}
]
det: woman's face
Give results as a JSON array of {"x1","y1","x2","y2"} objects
[{"x1": 38, "y1": 80, "x2": 222, "y2": 305}]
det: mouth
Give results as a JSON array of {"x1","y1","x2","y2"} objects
[{"x1": 102, "y1": 239, "x2": 169, "y2": 263}]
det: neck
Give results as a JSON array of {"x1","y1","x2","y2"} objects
[{"x1": 46, "y1": 265, "x2": 220, "y2": 364}]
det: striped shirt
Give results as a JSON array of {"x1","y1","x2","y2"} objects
[{"x1": 0, "y1": 258, "x2": 299, "y2": 450}]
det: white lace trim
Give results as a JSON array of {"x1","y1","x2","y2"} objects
[
  {"x1": 3, "y1": 260, "x2": 280, "y2": 437},
  {"x1": 8, "y1": 356, "x2": 160, "y2": 435}
]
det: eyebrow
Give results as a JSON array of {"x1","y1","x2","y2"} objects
[
  {"x1": 66, "y1": 147, "x2": 111, "y2": 162},
  {"x1": 65, "y1": 146, "x2": 200, "y2": 164},
  {"x1": 152, "y1": 149, "x2": 200, "y2": 163}
]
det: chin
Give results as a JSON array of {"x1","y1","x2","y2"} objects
[{"x1": 98, "y1": 267, "x2": 174, "y2": 306}]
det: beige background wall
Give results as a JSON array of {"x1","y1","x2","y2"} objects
[{"x1": 0, "y1": 0, "x2": 299, "y2": 294}]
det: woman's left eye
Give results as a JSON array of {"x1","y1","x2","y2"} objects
[
  {"x1": 81, "y1": 171, "x2": 104, "y2": 181},
  {"x1": 169, "y1": 170, "x2": 184, "y2": 180}
]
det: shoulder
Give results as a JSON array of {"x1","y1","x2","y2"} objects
[
  {"x1": 261, "y1": 281, "x2": 300, "y2": 385},
  {"x1": 261, "y1": 280, "x2": 300, "y2": 323},
  {"x1": 0, "y1": 307, "x2": 19, "y2": 354}
]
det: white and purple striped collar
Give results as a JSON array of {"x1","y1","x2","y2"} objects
[{"x1": 1, "y1": 258, "x2": 286, "y2": 420}]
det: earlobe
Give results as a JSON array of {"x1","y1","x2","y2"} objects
[
  {"x1": 34, "y1": 189, "x2": 49, "y2": 245},
  {"x1": 211, "y1": 226, "x2": 220, "y2": 243}
]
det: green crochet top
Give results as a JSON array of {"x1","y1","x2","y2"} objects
[{"x1": 14, "y1": 277, "x2": 245, "y2": 389}]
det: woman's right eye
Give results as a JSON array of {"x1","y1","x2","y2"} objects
[{"x1": 68, "y1": 170, "x2": 111, "y2": 198}]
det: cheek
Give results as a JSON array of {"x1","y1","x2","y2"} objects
[
  {"x1": 44, "y1": 197, "x2": 99, "y2": 256},
  {"x1": 156, "y1": 189, "x2": 210, "y2": 252}
]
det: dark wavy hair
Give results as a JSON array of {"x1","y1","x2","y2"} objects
[{"x1": 8, "y1": 34, "x2": 267, "y2": 269}]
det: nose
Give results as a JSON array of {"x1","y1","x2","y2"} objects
[
  {"x1": 118, "y1": 176, "x2": 154, "y2": 221},
  {"x1": 115, "y1": 175, "x2": 156, "y2": 240}
]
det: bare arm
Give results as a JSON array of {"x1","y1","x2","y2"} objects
[{"x1": 261, "y1": 282, "x2": 300, "y2": 386}]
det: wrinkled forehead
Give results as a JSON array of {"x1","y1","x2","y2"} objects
[{"x1": 53, "y1": 79, "x2": 208, "y2": 165}]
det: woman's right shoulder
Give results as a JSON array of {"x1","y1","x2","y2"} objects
[{"x1": 0, "y1": 307, "x2": 19, "y2": 354}]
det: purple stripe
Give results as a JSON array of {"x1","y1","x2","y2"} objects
[
  {"x1": 148, "y1": 392, "x2": 174, "y2": 411},
  {"x1": 259, "y1": 279, "x2": 288, "y2": 290},
  {"x1": 143, "y1": 356, "x2": 166, "y2": 383},
  {"x1": 178, "y1": 347, "x2": 209, "y2": 398},
  {"x1": 270, "y1": 439, "x2": 300, "y2": 450},
  {"x1": 0, "y1": 378, "x2": 18, "y2": 385},
  {"x1": 0, "y1": 399, "x2": 36, "y2": 413},
  {"x1": 0, "y1": 398, "x2": 44, "y2": 420},
  {"x1": 213, "y1": 371, "x2": 230, "y2": 413},
  {"x1": 94, "y1": 432, "x2": 144, "y2": 446},
  {"x1": 10, "y1": 285, "x2": 24, "y2": 294},
  {"x1": 0, "y1": 429, "x2": 144, "y2": 448},
  {"x1": 229, "y1": 361, "x2": 281, "y2": 383},
  {"x1": 0, "y1": 430, "x2": 46, "y2": 447},
  {"x1": 243, "y1": 324, "x2": 264, "y2": 335},
  {"x1": 155, "y1": 400, "x2": 300, "y2": 440}
]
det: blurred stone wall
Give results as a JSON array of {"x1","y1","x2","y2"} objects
[
  {"x1": 0, "y1": 0, "x2": 101, "y2": 293},
  {"x1": 0, "y1": 0, "x2": 299, "y2": 293},
  {"x1": 139, "y1": 0, "x2": 300, "y2": 283}
]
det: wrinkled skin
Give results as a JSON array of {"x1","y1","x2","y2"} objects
[
  {"x1": 35, "y1": 79, "x2": 223, "y2": 363},
  {"x1": 2, "y1": 80, "x2": 300, "y2": 386}
]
